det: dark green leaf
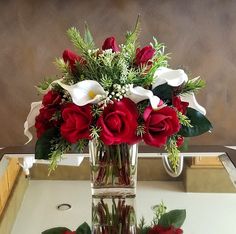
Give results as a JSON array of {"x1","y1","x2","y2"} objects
[
  {"x1": 76, "y1": 222, "x2": 91, "y2": 234},
  {"x1": 158, "y1": 209, "x2": 186, "y2": 228},
  {"x1": 35, "y1": 128, "x2": 59, "y2": 160},
  {"x1": 42, "y1": 227, "x2": 70, "y2": 234},
  {"x1": 179, "y1": 108, "x2": 213, "y2": 137},
  {"x1": 152, "y1": 83, "x2": 172, "y2": 101}
]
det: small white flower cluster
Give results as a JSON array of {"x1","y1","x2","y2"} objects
[
  {"x1": 109, "y1": 83, "x2": 132, "y2": 101},
  {"x1": 87, "y1": 48, "x2": 99, "y2": 55},
  {"x1": 97, "y1": 83, "x2": 133, "y2": 108}
]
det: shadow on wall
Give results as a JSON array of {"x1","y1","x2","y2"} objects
[{"x1": 0, "y1": 0, "x2": 235, "y2": 146}]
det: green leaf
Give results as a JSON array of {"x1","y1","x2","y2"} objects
[
  {"x1": 125, "y1": 14, "x2": 141, "y2": 46},
  {"x1": 76, "y1": 222, "x2": 91, "y2": 234},
  {"x1": 42, "y1": 227, "x2": 70, "y2": 234},
  {"x1": 138, "y1": 227, "x2": 151, "y2": 234},
  {"x1": 158, "y1": 209, "x2": 186, "y2": 228},
  {"x1": 179, "y1": 108, "x2": 213, "y2": 137},
  {"x1": 35, "y1": 128, "x2": 59, "y2": 160},
  {"x1": 84, "y1": 22, "x2": 95, "y2": 49},
  {"x1": 182, "y1": 77, "x2": 206, "y2": 94},
  {"x1": 152, "y1": 83, "x2": 172, "y2": 100},
  {"x1": 67, "y1": 27, "x2": 88, "y2": 54}
]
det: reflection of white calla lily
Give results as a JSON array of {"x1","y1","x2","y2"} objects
[
  {"x1": 180, "y1": 92, "x2": 206, "y2": 115},
  {"x1": 153, "y1": 67, "x2": 188, "y2": 89},
  {"x1": 56, "y1": 80, "x2": 106, "y2": 106},
  {"x1": 24, "y1": 101, "x2": 42, "y2": 144},
  {"x1": 126, "y1": 86, "x2": 162, "y2": 110}
]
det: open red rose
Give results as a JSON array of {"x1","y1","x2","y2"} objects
[
  {"x1": 97, "y1": 98, "x2": 140, "y2": 145},
  {"x1": 35, "y1": 107, "x2": 58, "y2": 138},
  {"x1": 143, "y1": 106, "x2": 180, "y2": 147},
  {"x1": 60, "y1": 103, "x2": 92, "y2": 143},
  {"x1": 135, "y1": 45, "x2": 155, "y2": 66},
  {"x1": 172, "y1": 96, "x2": 189, "y2": 115},
  {"x1": 42, "y1": 90, "x2": 62, "y2": 107},
  {"x1": 148, "y1": 225, "x2": 183, "y2": 234},
  {"x1": 63, "y1": 49, "x2": 85, "y2": 73},
  {"x1": 102, "y1": 36, "x2": 120, "y2": 52}
]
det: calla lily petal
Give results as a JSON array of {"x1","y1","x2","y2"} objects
[
  {"x1": 127, "y1": 86, "x2": 161, "y2": 110},
  {"x1": 180, "y1": 92, "x2": 206, "y2": 115},
  {"x1": 153, "y1": 67, "x2": 188, "y2": 89},
  {"x1": 24, "y1": 101, "x2": 43, "y2": 144},
  {"x1": 56, "y1": 80, "x2": 106, "y2": 106}
]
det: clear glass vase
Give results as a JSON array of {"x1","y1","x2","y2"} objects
[
  {"x1": 92, "y1": 197, "x2": 137, "y2": 234},
  {"x1": 89, "y1": 140, "x2": 138, "y2": 197}
]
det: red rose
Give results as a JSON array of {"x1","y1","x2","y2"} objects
[
  {"x1": 63, "y1": 49, "x2": 85, "y2": 73},
  {"x1": 42, "y1": 90, "x2": 62, "y2": 107},
  {"x1": 148, "y1": 225, "x2": 183, "y2": 234},
  {"x1": 102, "y1": 36, "x2": 120, "y2": 52},
  {"x1": 143, "y1": 106, "x2": 180, "y2": 147},
  {"x1": 60, "y1": 103, "x2": 92, "y2": 143},
  {"x1": 35, "y1": 107, "x2": 57, "y2": 138},
  {"x1": 135, "y1": 45, "x2": 155, "y2": 66},
  {"x1": 97, "y1": 98, "x2": 140, "y2": 145},
  {"x1": 172, "y1": 96, "x2": 189, "y2": 115}
]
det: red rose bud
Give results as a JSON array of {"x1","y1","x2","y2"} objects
[
  {"x1": 60, "y1": 103, "x2": 92, "y2": 143},
  {"x1": 42, "y1": 90, "x2": 62, "y2": 107},
  {"x1": 176, "y1": 136, "x2": 184, "y2": 147},
  {"x1": 62, "y1": 49, "x2": 84, "y2": 73},
  {"x1": 148, "y1": 225, "x2": 183, "y2": 234},
  {"x1": 135, "y1": 45, "x2": 155, "y2": 66},
  {"x1": 97, "y1": 98, "x2": 141, "y2": 145},
  {"x1": 172, "y1": 96, "x2": 189, "y2": 115},
  {"x1": 143, "y1": 106, "x2": 180, "y2": 147},
  {"x1": 102, "y1": 36, "x2": 120, "y2": 52}
]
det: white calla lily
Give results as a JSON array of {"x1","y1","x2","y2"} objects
[
  {"x1": 126, "y1": 85, "x2": 162, "y2": 110},
  {"x1": 56, "y1": 80, "x2": 107, "y2": 106},
  {"x1": 24, "y1": 101, "x2": 42, "y2": 144},
  {"x1": 180, "y1": 92, "x2": 206, "y2": 115},
  {"x1": 153, "y1": 67, "x2": 188, "y2": 89}
]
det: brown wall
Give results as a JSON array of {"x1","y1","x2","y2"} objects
[{"x1": 0, "y1": 0, "x2": 235, "y2": 147}]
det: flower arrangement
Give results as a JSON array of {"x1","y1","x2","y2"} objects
[
  {"x1": 24, "y1": 17, "x2": 212, "y2": 173},
  {"x1": 42, "y1": 201, "x2": 186, "y2": 234}
]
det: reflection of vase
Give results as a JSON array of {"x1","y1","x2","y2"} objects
[
  {"x1": 92, "y1": 197, "x2": 136, "y2": 234},
  {"x1": 89, "y1": 140, "x2": 138, "y2": 197}
]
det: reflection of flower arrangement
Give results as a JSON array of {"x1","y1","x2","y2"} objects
[
  {"x1": 139, "y1": 202, "x2": 186, "y2": 234},
  {"x1": 24, "y1": 17, "x2": 212, "y2": 172},
  {"x1": 42, "y1": 201, "x2": 186, "y2": 234}
]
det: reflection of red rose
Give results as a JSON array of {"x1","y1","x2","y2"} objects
[
  {"x1": 148, "y1": 225, "x2": 183, "y2": 234},
  {"x1": 63, "y1": 231, "x2": 76, "y2": 234},
  {"x1": 97, "y1": 98, "x2": 140, "y2": 145},
  {"x1": 135, "y1": 46, "x2": 155, "y2": 66},
  {"x1": 35, "y1": 107, "x2": 57, "y2": 138},
  {"x1": 143, "y1": 106, "x2": 180, "y2": 147},
  {"x1": 63, "y1": 49, "x2": 85, "y2": 73},
  {"x1": 102, "y1": 36, "x2": 119, "y2": 52},
  {"x1": 42, "y1": 90, "x2": 62, "y2": 107},
  {"x1": 172, "y1": 96, "x2": 189, "y2": 115},
  {"x1": 60, "y1": 103, "x2": 92, "y2": 143}
]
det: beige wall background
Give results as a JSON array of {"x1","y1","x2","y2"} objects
[{"x1": 0, "y1": 0, "x2": 235, "y2": 147}]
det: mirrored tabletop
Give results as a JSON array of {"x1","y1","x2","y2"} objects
[{"x1": 0, "y1": 145, "x2": 236, "y2": 234}]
